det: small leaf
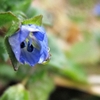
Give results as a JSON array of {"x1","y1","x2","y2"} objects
[
  {"x1": 0, "y1": 37, "x2": 8, "y2": 61},
  {"x1": 0, "y1": 84, "x2": 29, "y2": 100},
  {"x1": 5, "y1": 23, "x2": 20, "y2": 71},
  {"x1": 0, "y1": 11, "x2": 19, "y2": 27},
  {"x1": 26, "y1": 7, "x2": 53, "y2": 26},
  {"x1": 22, "y1": 15, "x2": 43, "y2": 26},
  {"x1": 13, "y1": 11, "x2": 27, "y2": 21},
  {"x1": 0, "y1": 11, "x2": 21, "y2": 70}
]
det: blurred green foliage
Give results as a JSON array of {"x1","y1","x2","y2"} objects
[
  {"x1": 27, "y1": 67, "x2": 54, "y2": 100},
  {"x1": 69, "y1": 0, "x2": 95, "y2": 8},
  {"x1": 0, "y1": 0, "x2": 32, "y2": 12},
  {"x1": 0, "y1": 84, "x2": 29, "y2": 100},
  {"x1": 48, "y1": 35, "x2": 87, "y2": 82},
  {"x1": 69, "y1": 41, "x2": 100, "y2": 64}
]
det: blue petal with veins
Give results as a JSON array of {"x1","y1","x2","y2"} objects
[{"x1": 8, "y1": 24, "x2": 49, "y2": 66}]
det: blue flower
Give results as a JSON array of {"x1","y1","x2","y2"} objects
[
  {"x1": 93, "y1": 3, "x2": 100, "y2": 16},
  {"x1": 8, "y1": 24, "x2": 49, "y2": 66}
]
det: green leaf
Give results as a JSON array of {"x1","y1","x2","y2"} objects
[
  {"x1": 13, "y1": 11, "x2": 27, "y2": 21},
  {"x1": 27, "y1": 66, "x2": 54, "y2": 100},
  {"x1": 0, "y1": 37, "x2": 8, "y2": 61},
  {"x1": 22, "y1": 15, "x2": 43, "y2": 26},
  {"x1": 5, "y1": 22, "x2": 20, "y2": 71},
  {"x1": 0, "y1": 12, "x2": 20, "y2": 70},
  {"x1": 0, "y1": 11, "x2": 19, "y2": 27},
  {"x1": 48, "y1": 34, "x2": 87, "y2": 83},
  {"x1": 26, "y1": 7, "x2": 53, "y2": 26},
  {"x1": 0, "y1": 84, "x2": 29, "y2": 100}
]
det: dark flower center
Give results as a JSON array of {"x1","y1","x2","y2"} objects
[
  {"x1": 27, "y1": 42, "x2": 34, "y2": 52},
  {"x1": 20, "y1": 39, "x2": 34, "y2": 52},
  {"x1": 20, "y1": 42, "x2": 25, "y2": 48}
]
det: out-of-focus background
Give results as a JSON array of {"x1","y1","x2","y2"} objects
[{"x1": 0, "y1": 0, "x2": 100, "y2": 100}]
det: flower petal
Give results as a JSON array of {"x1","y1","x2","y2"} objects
[
  {"x1": 38, "y1": 51, "x2": 49, "y2": 63},
  {"x1": 23, "y1": 25, "x2": 39, "y2": 32},
  {"x1": 8, "y1": 25, "x2": 31, "y2": 61},
  {"x1": 20, "y1": 48, "x2": 41, "y2": 66},
  {"x1": 20, "y1": 25, "x2": 30, "y2": 42},
  {"x1": 38, "y1": 33, "x2": 49, "y2": 63},
  {"x1": 8, "y1": 31, "x2": 21, "y2": 61},
  {"x1": 39, "y1": 33, "x2": 48, "y2": 54},
  {"x1": 33, "y1": 31, "x2": 44, "y2": 41},
  {"x1": 33, "y1": 26, "x2": 45, "y2": 41}
]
